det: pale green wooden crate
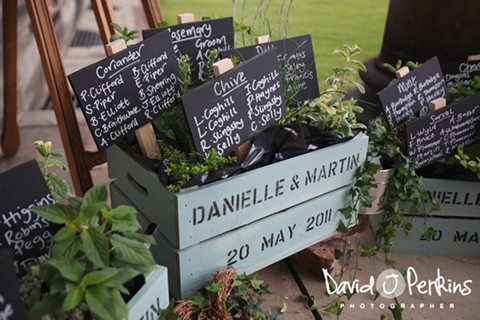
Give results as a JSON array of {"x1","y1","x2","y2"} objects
[
  {"x1": 112, "y1": 183, "x2": 354, "y2": 298},
  {"x1": 127, "y1": 265, "x2": 169, "y2": 320},
  {"x1": 107, "y1": 133, "x2": 368, "y2": 249},
  {"x1": 423, "y1": 178, "x2": 480, "y2": 218},
  {"x1": 369, "y1": 212, "x2": 480, "y2": 257}
]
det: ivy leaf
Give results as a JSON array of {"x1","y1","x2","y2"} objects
[
  {"x1": 389, "y1": 303, "x2": 404, "y2": 320},
  {"x1": 31, "y1": 203, "x2": 76, "y2": 224},
  {"x1": 111, "y1": 234, "x2": 155, "y2": 266},
  {"x1": 62, "y1": 286, "x2": 83, "y2": 312},
  {"x1": 81, "y1": 227, "x2": 110, "y2": 268},
  {"x1": 421, "y1": 227, "x2": 436, "y2": 241},
  {"x1": 250, "y1": 277, "x2": 264, "y2": 290},
  {"x1": 204, "y1": 282, "x2": 221, "y2": 293},
  {"x1": 45, "y1": 258, "x2": 84, "y2": 282},
  {"x1": 86, "y1": 286, "x2": 128, "y2": 320},
  {"x1": 336, "y1": 220, "x2": 349, "y2": 233},
  {"x1": 334, "y1": 248, "x2": 344, "y2": 259}
]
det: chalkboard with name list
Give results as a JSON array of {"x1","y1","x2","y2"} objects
[
  {"x1": 441, "y1": 59, "x2": 480, "y2": 88},
  {"x1": 405, "y1": 92, "x2": 480, "y2": 168},
  {"x1": 220, "y1": 34, "x2": 319, "y2": 103},
  {"x1": 180, "y1": 49, "x2": 286, "y2": 157},
  {"x1": 0, "y1": 160, "x2": 57, "y2": 269},
  {"x1": 377, "y1": 56, "x2": 449, "y2": 127},
  {"x1": 143, "y1": 17, "x2": 234, "y2": 85},
  {"x1": 0, "y1": 247, "x2": 26, "y2": 320},
  {"x1": 69, "y1": 30, "x2": 181, "y2": 150}
]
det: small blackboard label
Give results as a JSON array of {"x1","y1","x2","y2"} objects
[
  {"x1": 143, "y1": 17, "x2": 234, "y2": 84},
  {"x1": 0, "y1": 160, "x2": 57, "y2": 268},
  {"x1": 442, "y1": 60, "x2": 480, "y2": 88},
  {"x1": 69, "y1": 31, "x2": 180, "y2": 150},
  {"x1": 406, "y1": 92, "x2": 480, "y2": 167},
  {"x1": 221, "y1": 34, "x2": 319, "y2": 103},
  {"x1": 378, "y1": 56, "x2": 449, "y2": 126},
  {"x1": 180, "y1": 49, "x2": 285, "y2": 156},
  {"x1": 0, "y1": 248, "x2": 26, "y2": 320}
]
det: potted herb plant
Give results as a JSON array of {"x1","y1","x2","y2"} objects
[{"x1": 18, "y1": 142, "x2": 168, "y2": 320}]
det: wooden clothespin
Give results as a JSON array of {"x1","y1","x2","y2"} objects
[
  {"x1": 105, "y1": 39, "x2": 161, "y2": 159},
  {"x1": 212, "y1": 59, "x2": 252, "y2": 161},
  {"x1": 177, "y1": 13, "x2": 195, "y2": 24},
  {"x1": 395, "y1": 66, "x2": 410, "y2": 80}
]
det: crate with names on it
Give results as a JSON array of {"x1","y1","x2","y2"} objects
[{"x1": 111, "y1": 182, "x2": 355, "y2": 298}]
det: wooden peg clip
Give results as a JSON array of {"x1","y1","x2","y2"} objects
[
  {"x1": 395, "y1": 66, "x2": 410, "y2": 79},
  {"x1": 212, "y1": 58, "x2": 252, "y2": 161},
  {"x1": 177, "y1": 13, "x2": 195, "y2": 24},
  {"x1": 105, "y1": 40, "x2": 161, "y2": 159},
  {"x1": 255, "y1": 35, "x2": 271, "y2": 45},
  {"x1": 429, "y1": 97, "x2": 447, "y2": 112}
]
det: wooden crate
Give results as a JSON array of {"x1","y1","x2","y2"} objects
[
  {"x1": 370, "y1": 177, "x2": 480, "y2": 257},
  {"x1": 127, "y1": 265, "x2": 169, "y2": 320},
  {"x1": 112, "y1": 183, "x2": 354, "y2": 298},
  {"x1": 107, "y1": 133, "x2": 368, "y2": 249}
]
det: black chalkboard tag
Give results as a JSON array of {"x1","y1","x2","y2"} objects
[
  {"x1": 220, "y1": 34, "x2": 319, "y2": 103},
  {"x1": 405, "y1": 92, "x2": 480, "y2": 168},
  {"x1": 0, "y1": 160, "x2": 57, "y2": 269},
  {"x1": 0, "y1": 247, "x2": 26, "y2": 320},
  {"x1": 180, "y1": 49, "x2": 286, "y2": 157},
  {"x1": 377, "y1": 56, "x2": 449, "y2": 127},
  {"x1": 68, "y1": 30, "x2": 180, "y2": 150},
  {"x1": 441, "y1": 56, "x2": 480, "y2": 89},
  {"x1": 143, "y1": 17, "x2": 234, "y2": 85}
]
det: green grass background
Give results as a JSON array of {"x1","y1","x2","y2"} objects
[{"x1": 158, "y1": 0, "x2": 389, "y2": 89}]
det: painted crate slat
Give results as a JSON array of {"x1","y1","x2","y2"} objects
[
  {"x1": 111, "y1": 183, "x2": 354, "y2": 298},
  {"x1": 370, "y1": 213, "x2": 480, "y2": 257},
  {"x1": 423, "y1": 178, "x2": 480, "y2": 218},
  {"x1": 127, "y1": 265, "x2": 169, "y2": 320},
  {"x1": 107, "y1": 133, "x2": 368, "y2": 249}
]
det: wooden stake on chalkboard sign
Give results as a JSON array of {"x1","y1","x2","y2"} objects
[
  {"x1": 105, "y1": 39, "x2": 161, "y2": 159},
  {"x1": 255, "y1": 35, "x2": 271, "y2": 44},
  {"x1": 177, "y1": 13, "x2": 195, "y2": 24},
  {"x1": 429, "y1": 97, "x2": 447, "y2": 111},
  {"x1": 467, "y1": 54, "x2": 480, "y2": 62},
  {"x1": 212, "y1": 58, "x2": 252, "y2": 161},
  {"x1": 395, "y1": 66, "x2": 410, "y2": 79}
]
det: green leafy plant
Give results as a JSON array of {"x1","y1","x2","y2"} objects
[
  {"x1": 280, "y1": 44, "x2": 367, "y2": 138},
  {"x1": 159, "y1": 266, "x2": 277, "y2": 319},
  {"x1": 110, "y1": 22, "x2": 140, "y2": 44},
  {"x1": 34, "y1": 140, "x2": 70, "y2": 201},
  {"x1": 27, "y1": 181, "x2": 156, "y2": 320},
  {"x1": 455, "y1": 145, "x2": 480, "y2": 179}
]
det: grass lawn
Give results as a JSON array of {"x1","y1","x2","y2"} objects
[{"x1": 158, "y1": 0, "x2": 389, "y2": 89}]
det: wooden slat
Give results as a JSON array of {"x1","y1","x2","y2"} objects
[
  {"x1": 1, "y1": 1, "x2": 20, "y2": 156},
  {"x1": 25, "y1": 0, "x2": 104, "y2": 196},
  {"x1": 142, "y1": 0, "x2": 164, "y2": 27}
]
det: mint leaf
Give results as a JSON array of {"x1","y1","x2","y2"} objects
[{"x1": 81, "y1": 227, "x2": 109, "y2": 268}]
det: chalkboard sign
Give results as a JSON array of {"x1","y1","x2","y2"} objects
[
  {"x1": 180, "y1": 49, "x2": 285, "y2": 157},
  {"x1": 377, "y1": 56, "x2": 449, "y2": 127},
  {"x1": 0, "y1": 160, "x2": 57, "y2": 268},
  {"x1": 143, "y1": 17, "x2": 234, "y2": 85},
  {"x1": 405, "y1": 92, "x2": 480, "y2": 167},
  {"x1": 69, "y1": 31, "x2": 181, "y2": 150},
  {"x1": 442, "y1": 59, "x2": 480, "y2": 88},
  {"x1": 220, "y1": 34, "x2": 319, "y2": 103},
  {"x1": 0, "y1": 248, "x2": 26, "y2": 320}
]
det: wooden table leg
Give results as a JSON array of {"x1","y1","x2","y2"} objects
[{"x1": 1, "y1": 1, "x2": 20, "y2": 156}]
